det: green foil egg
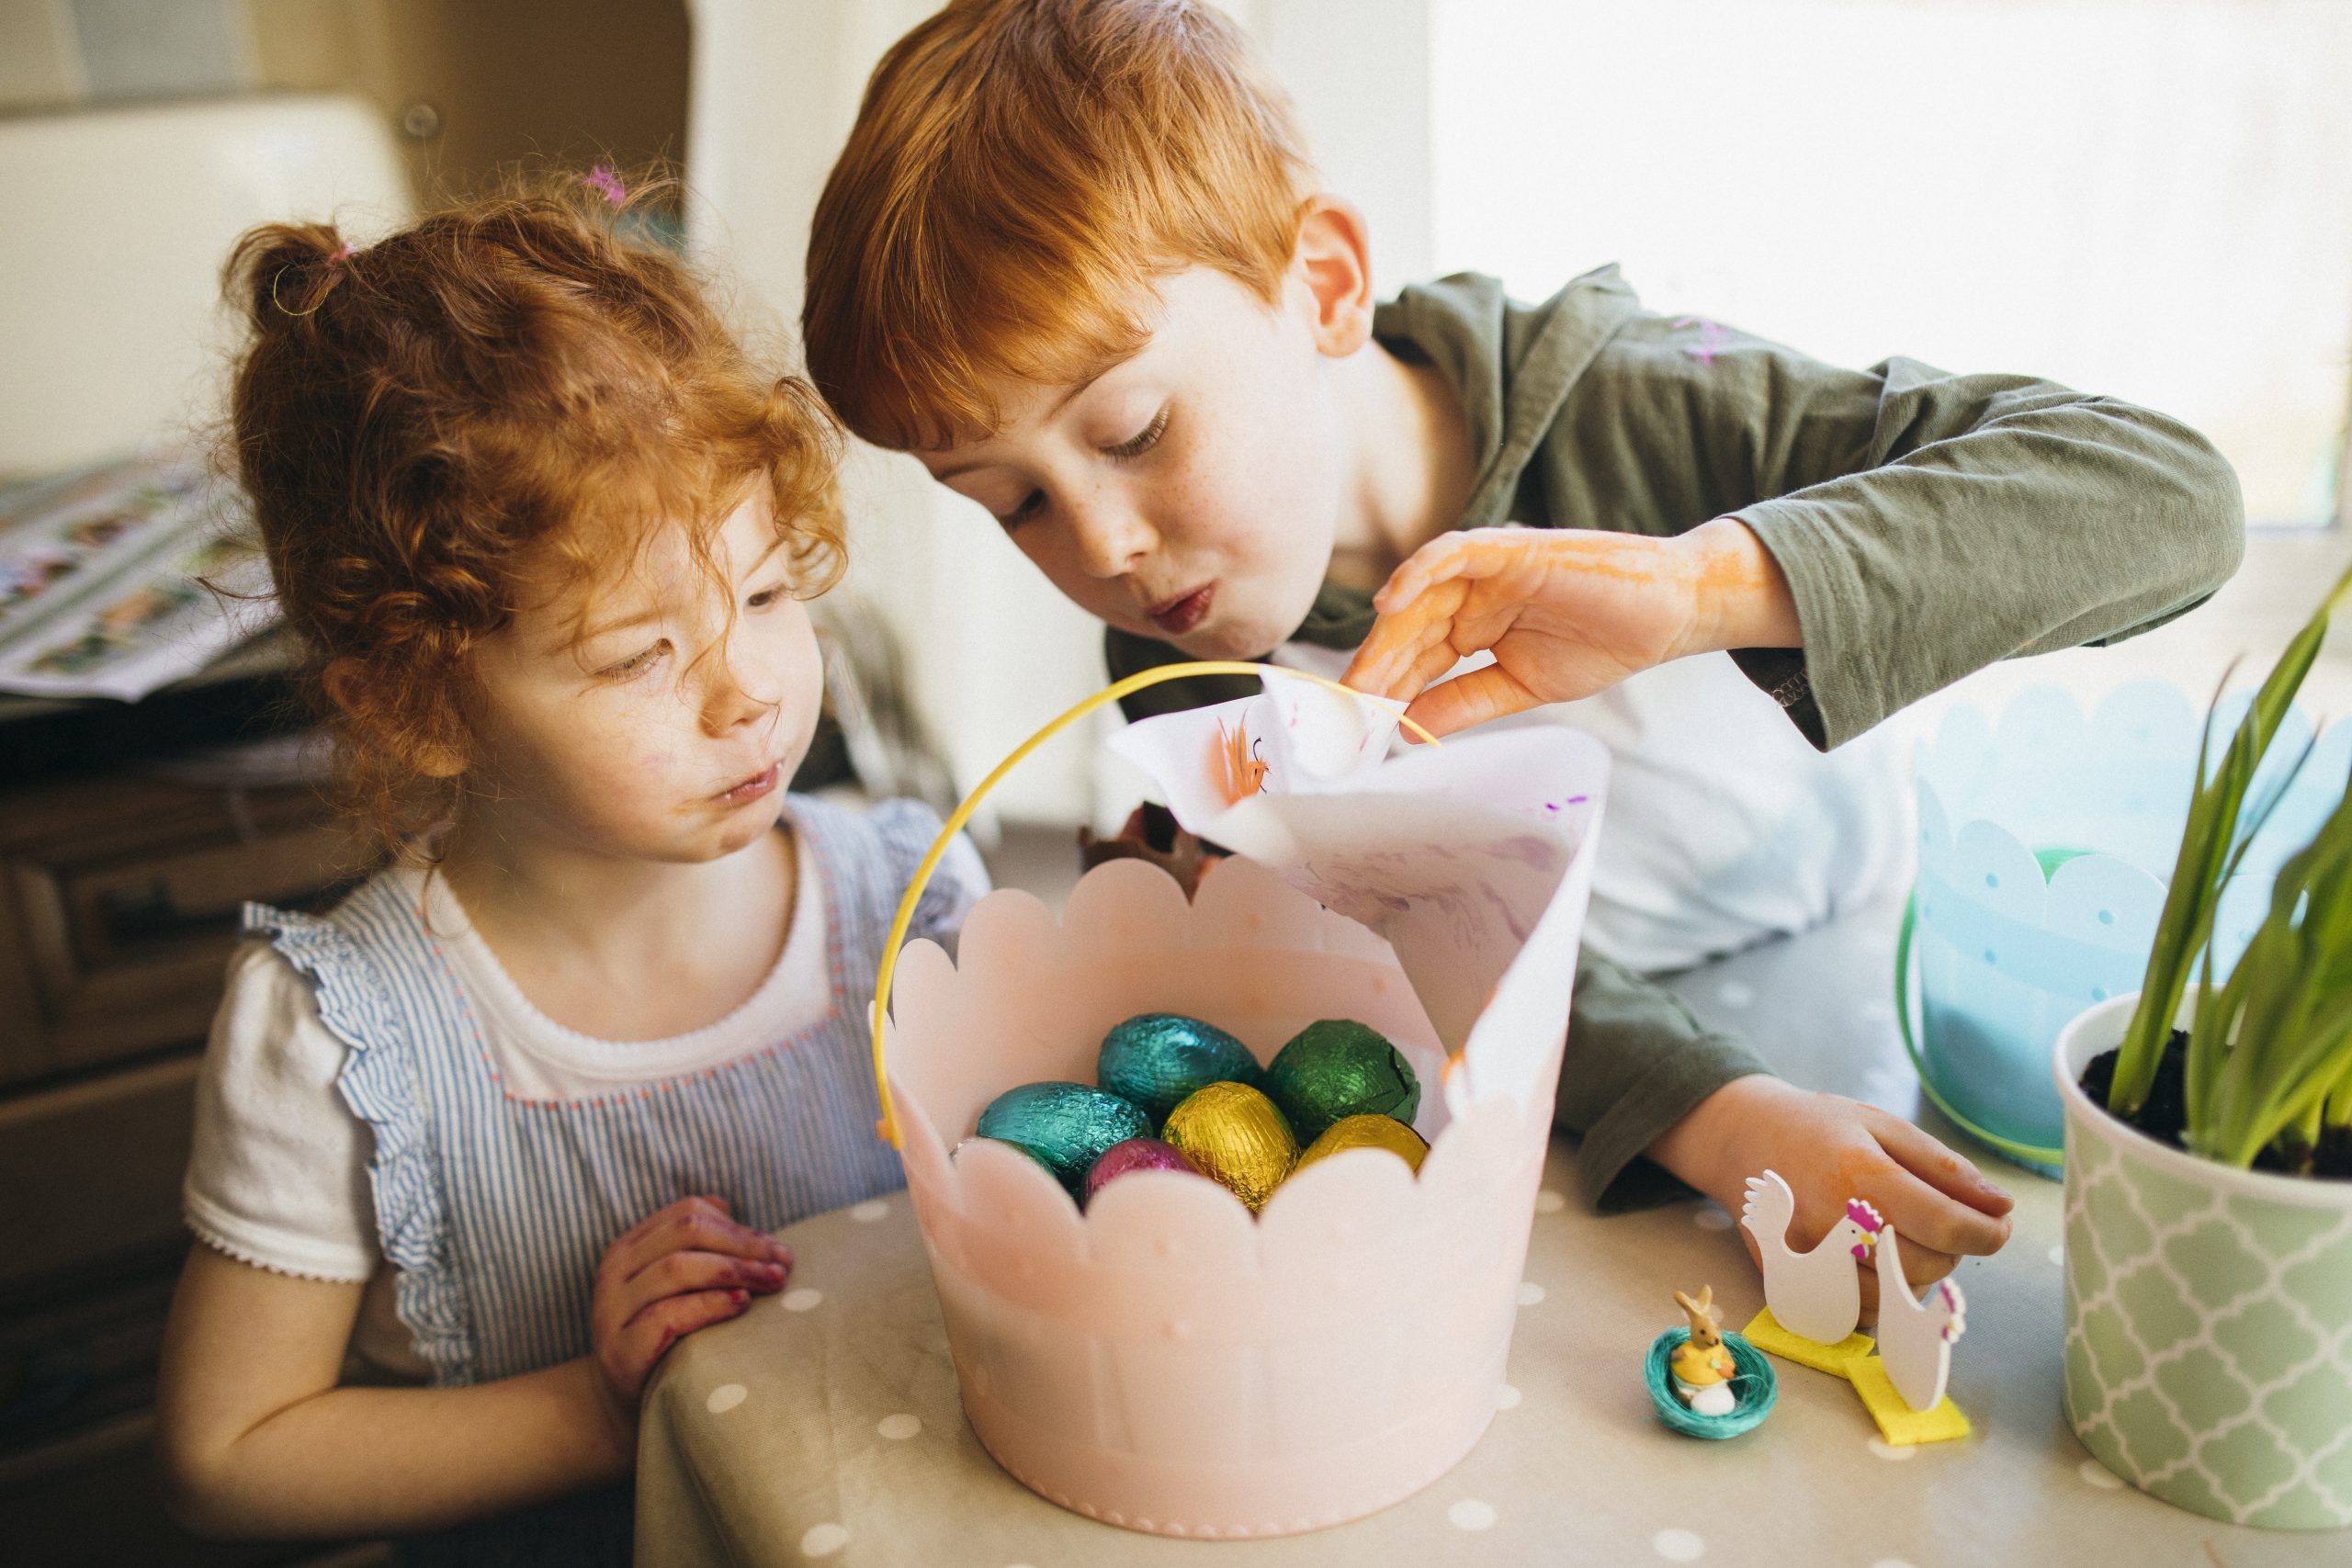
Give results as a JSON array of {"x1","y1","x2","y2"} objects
[
  {"x1": 1264, "y1": 1020, "x2": 1420, "y2": 1143},
  {"x1": 1160, "y1": 1081, "x2": 1299, "y2": 1212},
  {"x1": 976, "y1": 1081, "x2": 1152, "y2": 1192},
  {"x1": 1096, "y1": 1012, "x2": 1263, "y2": 1127}
]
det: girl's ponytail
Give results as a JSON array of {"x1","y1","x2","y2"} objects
[{"x1": 224, "y1": 221, "x2": 354, "y2": 331}]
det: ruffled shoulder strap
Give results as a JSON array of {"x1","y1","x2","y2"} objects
[
  {"x1": 240, "y1": 880, "x2": 476, "y2": 1380},
  {"x1": 790, "y1": 794, "x2": 980, "y2": 966}
]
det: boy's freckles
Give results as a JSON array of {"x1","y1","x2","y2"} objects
[{"x1": 921, "y1": 267, "x2": 1351, "y2": 659}]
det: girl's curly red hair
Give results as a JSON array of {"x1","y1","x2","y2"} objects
[{"x1": 225, "y1": 172, "x2": 842, "y2": 861}]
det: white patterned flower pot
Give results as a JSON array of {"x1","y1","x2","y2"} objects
[{"x1": 2055, "y1": 993, "x2": 2352, "y2": 1529}]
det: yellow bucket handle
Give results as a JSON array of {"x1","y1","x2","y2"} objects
[{"x1": 868, "y1": 660, "x2": 1440, "y2": 1146}]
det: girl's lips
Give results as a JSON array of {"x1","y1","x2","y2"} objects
[
  {"x1": 718, "y1": 763, "x2": 780, "y2": 806},
  {"x1": 1149, "y1": 584, "x2": 1214, "y2": 637}
]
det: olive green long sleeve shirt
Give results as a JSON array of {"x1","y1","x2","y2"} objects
[{"x1": 1108, "y1": 267, "x2": 2245, "y2": 1208}]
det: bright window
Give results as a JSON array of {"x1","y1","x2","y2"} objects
[{"x1": 1430, "y1": 0, "x2": 2352, "y2": 526}]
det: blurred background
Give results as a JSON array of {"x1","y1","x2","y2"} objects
[{"x1": 0, "y1": 3, "x2": 2346, "y2": 1563}]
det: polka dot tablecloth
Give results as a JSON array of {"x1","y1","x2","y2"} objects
[{"x1": 634, "y1": 901, "x2": 2329, "y2": 1567}]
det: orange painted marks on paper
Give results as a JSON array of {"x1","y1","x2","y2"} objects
[{"x1": 1212, "y1": 719, "x2": 1270, "y2": 807}]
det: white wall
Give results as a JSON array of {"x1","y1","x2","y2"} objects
[{"x1": 1430, "y1": 0, "x2": 2352, "y2": 529}]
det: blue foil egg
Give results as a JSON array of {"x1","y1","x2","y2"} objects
[
  {"x1": 976, "y1": 1081, "x2": 1152, "y2": 1191},
  {"x1": 1096, "y1": 1012, "x2": 1264, "y2": 1128}
]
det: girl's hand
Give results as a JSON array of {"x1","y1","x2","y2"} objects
[
  {"x1": 590, "y1": 1195, "x2": 792, "y2": 1422},
  {"x1": 1647, "y1": 1076, "x2": 2015, "y2": 1319},
  {"x1": 1341, "y1": 520, "x2": 1801, "y2": 738}
]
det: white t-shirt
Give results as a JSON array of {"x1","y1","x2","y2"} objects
[{"x1": 181, "y1": 824, "x2": 981, "y2": 1378}]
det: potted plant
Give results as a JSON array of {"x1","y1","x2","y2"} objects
[{"x1": 2054, "y1": 561, "x2": 2352, "y2": 1529}]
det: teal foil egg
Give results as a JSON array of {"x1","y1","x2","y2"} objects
[
  {"x1": 1264, "y1": 1020, "x2": 1420, "y2": 1143},
  {"x1": 1097, "y1": 1012, "x2": 1263, "y2": 1127},
  {"x1": 976, "y1": 1081, "x2": 1152, "y2": 1191}
]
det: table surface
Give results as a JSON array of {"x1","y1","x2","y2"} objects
[{"x1": 635, "y1": 897, "x2": 2331, "y2": 1568}]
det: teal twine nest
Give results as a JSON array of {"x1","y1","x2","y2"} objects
[{"x1": 1645, "y1": 1328, "x2": 1777, "y2": 1438}]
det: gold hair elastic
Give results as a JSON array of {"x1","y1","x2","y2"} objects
[{"x1": 271, "y1": 243, "x2": 354, "y2": 319}]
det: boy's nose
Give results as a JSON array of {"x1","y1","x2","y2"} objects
[{"x1": 1069, "y1": 499, "x2": 1157, "y2": 580}]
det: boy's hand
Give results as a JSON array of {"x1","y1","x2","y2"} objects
[
  {"x1": 1342, "y1": 519, "x2": 1801, "y2": 738},
  {"x1": 1647, "y1": 1076, "x2": 2014, "y2": 1320},
  {"x1": 588, "y1": 1195, "x2": 791, "y2": 1425}
]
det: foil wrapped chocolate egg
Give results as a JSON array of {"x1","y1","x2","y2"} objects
[
  {"x1": 1096, "y1": 1012, "x2": 1263, "y2": 1126},
  {"x1": 976, "y1": 1081, "x2": 1152, "y2": 1192},
  {"x1": 1160, "y1": 1081, "x2": 1299, "y2": 1212},
  {"x1": 1080, "y1": 1136, "x2": 1199, "y2": 1207},
  {"x1": 1264, "y1": 1020, "x2": 1420, "y2": 1143},
  {"x1": 1295, "y1": 1112, "x2": 1430, "y2": 1175}
]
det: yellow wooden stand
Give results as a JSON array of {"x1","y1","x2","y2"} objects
[
  {"x1": 1850, "y1": 1355, "x2": 1972, "y2": 1445},
  {"x1": 1740, "y1": 1307, "x2": 1873, "y2": 1379}
]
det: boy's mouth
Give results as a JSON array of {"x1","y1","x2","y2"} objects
[
  {"x1": 1148, "y1": 583, "x2": 1215, "y2": 637},
  {"x1": 717, "y1": 762, "x2": 781, "y2": 806}
]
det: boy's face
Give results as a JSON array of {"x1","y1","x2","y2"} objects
[{"x1": 917, "y1": 266, "x2": 1350, "y2": 660}]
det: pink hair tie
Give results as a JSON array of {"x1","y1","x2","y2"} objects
[
  {"x1": 334, "y1": 243, "x2": 357, "y2": 262},
  {"x1": 584, "y1": 164, "x2": 627, "y2": 207}
]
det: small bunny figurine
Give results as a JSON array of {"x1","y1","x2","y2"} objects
[{"x1": 1670, "y1": 1286, "x2": 1738, "y2": 1416}]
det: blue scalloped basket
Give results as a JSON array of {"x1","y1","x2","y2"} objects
[{"x1": 1900, "y1": 682, "x2": 2351, "y2": 1175}]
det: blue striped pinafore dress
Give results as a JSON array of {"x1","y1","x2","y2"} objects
[{"x1": 244, "y1": 795, "x2": 963, "y2": 1567}]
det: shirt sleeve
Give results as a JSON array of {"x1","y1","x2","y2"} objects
[
  {"x1": 1549, "y1": 312, "x2": 2246, "y2": 750},
  {"x1": 1558, "y1": 949, "x2": 1772, "y2": 1212},
  {"x1": 182, "y1": 939, "x2": 380, "y2": 1281}
]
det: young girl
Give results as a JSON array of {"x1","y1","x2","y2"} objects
[{"x1": 155, "y1": 176, "x2": 984, "y2": 1564}]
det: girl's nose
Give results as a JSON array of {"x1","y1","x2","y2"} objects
[
  {"x1": 1069, "y1": 496, "x2": 1157, "y2": 581},
  {"x1": 698, "y1": 648, "x2": 779, "y2": 736}
]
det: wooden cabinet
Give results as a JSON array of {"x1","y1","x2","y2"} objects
[
  {"x1": 0, "y1": 773, "x2": 368, "y2": 1088},
  {"x1": 0, "y1": 764, "x2": 377, "y2": 1567}
]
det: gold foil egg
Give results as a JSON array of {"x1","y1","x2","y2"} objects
[
  {"x1": 1295, "y1": 1113, "x2": 1429, "y2": 1175},
  {"x1": 1160, "y1": 1081, "x2": 1298, "y2": 1212}
]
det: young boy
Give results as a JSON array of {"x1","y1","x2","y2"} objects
[{"x1": 801, "y1": 0, "x2": 2244, "y2": 1303}]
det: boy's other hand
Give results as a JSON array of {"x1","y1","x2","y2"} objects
[
  {"x1": 1647, "y1": 1076, "x2": 2014, "y2": 1322},
  {"x1": 589, "y1": 1194, "x2": 792, "y2": 1420},
  {"x1": 1343, "y1": 519, "x2": 1800, "y2": 738}
]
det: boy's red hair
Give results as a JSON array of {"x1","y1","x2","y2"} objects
[{"x1": 803, "y1": 0, "x2": 1315, "y2": 451}]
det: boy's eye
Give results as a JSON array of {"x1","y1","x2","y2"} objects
[
  {"x1": 600, "y1": 640, "x2": 669, "y2": 680},
  {"x1": 998, "y1": 489, "x2": 1046, "y2": 530},
  {"x1": 1102, "y1": 406, "x2": 1170, "y2": 462}
]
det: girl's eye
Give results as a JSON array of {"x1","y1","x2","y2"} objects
[
  {"x1": 746, "y1": 584, "x2": 783, "y2": 609},
  {"x1": 998, "y1": 489, "x2": 1046, "y2": 530},
  {"x1": 1102, "y1": 406, "x2": 1170, "y2": 462},
  {"x1": 601, "y1": 640, "x2": 669, "y2": 680}
]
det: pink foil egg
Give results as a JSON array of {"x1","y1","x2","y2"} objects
[{"x1": 1081, "y1": 1136, "x2": 1199, "y2": 1207}]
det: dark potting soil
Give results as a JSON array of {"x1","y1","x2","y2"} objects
[
  {"x1": 2080, "y1": 1031, "x2": 2189, "y2": 1145},
  {"x1": 2080, "y1": 1029, "x2": 2351, "y2": 1181}
]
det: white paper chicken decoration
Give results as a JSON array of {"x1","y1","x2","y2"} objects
[
  {"x1": 1872, "y1": 1227, "x2": 1968, "y2": 1412},
  {"x1": 1740, "y1": 1169, "x2": 1884, "y2": 1345}
]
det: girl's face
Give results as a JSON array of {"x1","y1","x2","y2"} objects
[
  {"x1": 459, "y1": 488, "x2": 825, "y2": 863},
  {"x1": 915, "y1": 265, "x2": 1350, "y2": 660}
]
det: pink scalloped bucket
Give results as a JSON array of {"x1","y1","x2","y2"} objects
[{"x1": 883, "y1": 722, "x2": 1609, "y2": 1538}]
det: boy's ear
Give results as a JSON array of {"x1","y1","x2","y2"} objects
[{"x1": 1291, "y1": 194, "x2": 1375, "y2": 359}]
